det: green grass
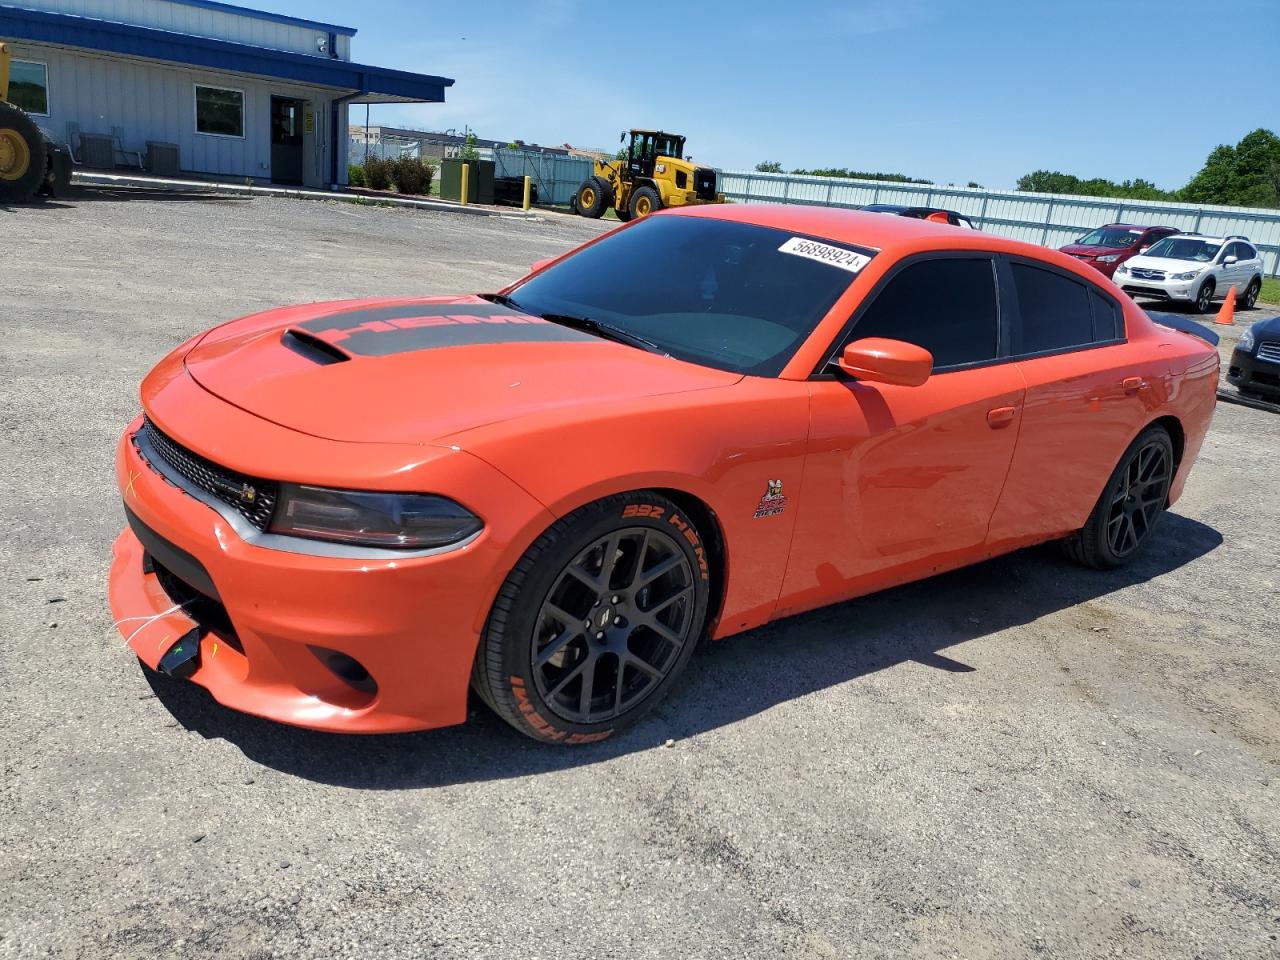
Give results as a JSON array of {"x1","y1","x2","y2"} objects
[{"x1": 1260, "y1": 277, "x2": 1280, "y2": 305}]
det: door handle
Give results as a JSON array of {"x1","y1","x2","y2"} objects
[
  {"x1": 1122, "y1": 376, "x2": 1146, "y2": 395},
  {"x1": 987, "y1": 405, "x2": 1017, "y2": 428}
]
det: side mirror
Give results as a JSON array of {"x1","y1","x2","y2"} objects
[
  {"x1": 835, "y1": 337, "x2": 933, "y2": 387},
  {"x1": 1223, "y1": 255, "x2": 1239, "y2": 265},
  {"x1": 529, "y1": 257, "x2": 555, "y2": 273},
  {"x1": 1138, "y1": 246, "x2": 1150, "y2": 253}
]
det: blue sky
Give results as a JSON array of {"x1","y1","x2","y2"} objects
[{"x1": 279, "y1": 0, "x2": 1277, "y2": 189}]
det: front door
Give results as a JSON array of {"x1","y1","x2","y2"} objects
[
  {"x1": 270, "y1": 96, "x2": 304, "y2": 185},
  {"x1": 776, "y1": 254, "x2": 1026, "y2": 618}
]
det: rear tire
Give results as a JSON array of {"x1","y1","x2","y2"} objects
[
  {"x1": 472, "y1": 492, "x2": 711, "y2": 744},
  {"x1": 629, "y1": 185, "x2": 662, "y2": 219},
  {"x1": 1242, "y1": 278, "x2": 1260, "y2": 310},
  {"x1": 1061, "y1": 424, "x2": 1174, "y2": 570},
  {"x1": 0, "y1": 101, "x2": 47, "y2": 203},
  {"x1": 1193, "y1": 279, "x2": 1215, "y2": 314},
  {"x1": 574, "y1": 177, "x2": 610, "y2": 219}
]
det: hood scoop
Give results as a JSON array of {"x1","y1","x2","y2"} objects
[{"x1": 281, "y1": 328, "x2": 351, "y2": 365}]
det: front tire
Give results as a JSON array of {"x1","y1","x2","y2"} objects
[
  {"x1": 1062, "y1": 424, "x2": 1174, "y2": 570},
  {"x1": 629, "y1": 185, "x2": 662, "y2": 219},
  {"x1": 1193, "y1": 279, "x2": 1216, "y2": 314},
  {"x1": 472, "y1": 492, "x2": 711, "y2": 744}
]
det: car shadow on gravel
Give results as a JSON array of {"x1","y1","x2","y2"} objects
[{"x1": 144, "y1": 512, "x2": 1223, "y2": 789}]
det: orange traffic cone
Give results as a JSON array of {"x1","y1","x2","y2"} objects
[{"x1": 1214, "y1": 286, "x2": 1236, "y2": 325}]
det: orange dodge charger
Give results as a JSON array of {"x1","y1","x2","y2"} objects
[{"x1": 109, "y1": 205, "x2": 1218, "y2": 743}]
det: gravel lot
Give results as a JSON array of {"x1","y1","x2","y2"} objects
[{"x1": 2, "y1": 189, "x2": 1278, "y2": 960}]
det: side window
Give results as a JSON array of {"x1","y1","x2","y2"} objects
[
  {"x1": 847, "y1": 257, "x2": 998, "y2": 368},
  {"x1": 1010, "y1": 262, "x2": 1093, "y2": 354},
  {"x1": 1088, "y1": 288, "x2": 1124, "y2": 342},
  {"x1": 1241, "y1": 243, "x2": 1258, "y2": 262}
]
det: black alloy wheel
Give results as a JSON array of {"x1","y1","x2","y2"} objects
[
  {"x1": 1104, "y1": 438, "x2": 1172, "y2": 559},
  {"x1": 1062, "y1": 424, "x2": 1174, "y2": 569},
  {"x1": 532, "y1": 526, "x2": 695, "y2": 724},
  {"x1": 471, "y1": 492, "x2": 711, "y2": 743}
]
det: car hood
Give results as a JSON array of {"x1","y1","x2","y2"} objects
[
  {"x1": 1060, "y1": 244, "x2": 1127, "y2": 258},
  {"x1": 1122, "y1": 255, "x2": 1209, "y2": 273},
  {"x1": 183, "y1": 296, "x2": 742, "y2": 444}
]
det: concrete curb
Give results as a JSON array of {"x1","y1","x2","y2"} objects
[{"x1": 69, "y1": 172, "x2": 542, "y2": 219}]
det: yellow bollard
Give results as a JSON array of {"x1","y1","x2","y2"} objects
[
  {"x1": 522, "y1": 175, "x2": 532, "y2": 211},
  {"x1": 460, "y1": 163, "x2": 470, "y2": 206}
]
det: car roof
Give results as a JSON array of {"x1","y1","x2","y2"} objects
[
  {"x1": 1165, "y1": 233, "x2": 1236, "y2": 243},
  {"x1": 662, "y1": 203, "x2": 1046, "y2": 260},
  {"x1": 1098, "y1": 223, "x2": 1174, "y2": 231}
]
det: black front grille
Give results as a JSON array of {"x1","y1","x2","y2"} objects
[
  {"x1": 694, "y1": 166, "x2": 717, "y2": 201},
  {"x1": 138, "y1": 417, "x2": 278, "y2": 530}
]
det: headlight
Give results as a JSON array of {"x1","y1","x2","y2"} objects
[
  {"x1": 1115, "y1": 263, "x2": 1130, "y2": 275},
  {"x1": 1239, "y1": 327, "x2": 1256, "y2": 352},
  {"x1": 269, "y1": 485, "x2": 483, "y2": 549},
  {"x1": 1172, "y1": 269, "x2": 1201, "y2": 281},
  {"x1": 1098, "y1": 254, "x2": 1120, "y2": 263}
]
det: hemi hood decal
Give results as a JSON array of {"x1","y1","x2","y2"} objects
[{"x1": 294, "y1": 301, "x2": 595, "y2": 358}]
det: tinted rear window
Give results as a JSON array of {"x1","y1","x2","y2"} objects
[
  {"x1": 847, "y1": 257, "x2": 998, "y2": 368},
  {"x1": 1088, "y1": 288, "x2": 1124, "y2": 341},
  {"x1": 1011, "y1": 263, "x2": 1093, "y2": 354}
]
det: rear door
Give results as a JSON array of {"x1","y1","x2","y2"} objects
[
  {"x1": 986, "y1": 257, "x2": 1168, "y2": 546},
  {"x1": 778, "y1": 254, "x2": 1026, "y2": 614}
]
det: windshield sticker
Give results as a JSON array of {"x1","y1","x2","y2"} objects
[{"x1": 778, "y1": 237, "x2": 872, "y2": 274}]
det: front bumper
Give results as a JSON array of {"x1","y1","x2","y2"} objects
[
  {"x1": 109, "y1": 411, "x2": 552, "y2": 734},
  {"x1": 1117, "y1": 275, "x2": 1201, "y2": 303},
  {"x1": 1227, "y1": 345, "x2": 1280, "y2": 396}
]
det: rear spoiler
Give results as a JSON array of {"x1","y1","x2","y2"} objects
[{"x1": 1145, "y1": 311, "x2": 1220, "y2": 347}]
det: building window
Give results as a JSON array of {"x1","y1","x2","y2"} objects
[
  {"x1": 9, "y1": 60, "x2": 49, "y2": 116},
  {"x1": 194, "y1": 85, "x2": 244, "y2": 138}
]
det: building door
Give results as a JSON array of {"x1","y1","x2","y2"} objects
[{"x1": 270, "y1": 96, "x2": 305, "y2": 185}]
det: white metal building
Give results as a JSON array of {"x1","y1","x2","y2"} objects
[{"x1": 0, "y1": 0, "x2": 453, "y2": 188}]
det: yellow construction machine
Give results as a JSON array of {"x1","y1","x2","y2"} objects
[
  {"x1": 1, "y1": 41, "x2": 71, "y2": 202},
  {"x1": 574, "y1": 129, "x2": 725, "y2": 221}
]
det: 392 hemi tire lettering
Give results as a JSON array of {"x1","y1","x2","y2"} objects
[
  {"x1": 668, "y1": 513, "x2": 710, "y2": 582},
  {"x1": 622, "y1": 504, "x2": 665, "y2": 519}
]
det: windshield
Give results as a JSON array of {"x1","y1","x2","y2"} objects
[
  {"x1": 1143, "y1": 237, "x2": 1222, "y2": 262},
  {"x1": 510, "y1": 216, "x2": 875, "y2": 376},
  {"x1": 1076, "y1": 227, "x2": 1144, "y2": 248}
]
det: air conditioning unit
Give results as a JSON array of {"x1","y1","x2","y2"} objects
[
  {"x1": 79, "y1": 133, "x2": 114, "y2": 170},
  {"x1": 146, "y1": 142, "x2": 181, "y2": 177}
]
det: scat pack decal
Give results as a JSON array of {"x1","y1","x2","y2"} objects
[{"x1": 753, "y1": 479, "x2": 787, "y2": 519}]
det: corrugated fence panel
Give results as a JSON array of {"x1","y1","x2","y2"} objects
[
  {"x1": 718, "y1": 170, "x2": 1280, "y2": 276},
  {"x1": 492, "y1": 148, "x2": 592, "y2": 207}
]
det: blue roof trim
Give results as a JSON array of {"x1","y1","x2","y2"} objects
[
  {"x1": 152, "y1": 0, "x2": 356, "y2": 37},
  {"x1": 0, "y1": 5, "x2": 453, "y2": 101}
]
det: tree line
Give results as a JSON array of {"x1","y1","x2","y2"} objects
[{"x1": 755, "y1": 129, "x2": 1280, "y2": 209}]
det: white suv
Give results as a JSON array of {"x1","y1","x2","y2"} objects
[{"x1": 1115, "y1": 233, "x2": 1265, "y2": 313}]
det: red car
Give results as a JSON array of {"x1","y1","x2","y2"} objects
[
  {"x1": 1059, "y1": 223, "x2": 1180, "y2": 278},
  {"x1": 109, "y1": 206, "x2": 1218, "y2": 743}
]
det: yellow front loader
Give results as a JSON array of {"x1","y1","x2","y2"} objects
[
  {"x1": 1, "y1": 41, "x2": 71, "y2": 202},
  {"x1": 574, "y1": 129, "x2": 725, "y2": 222}
]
